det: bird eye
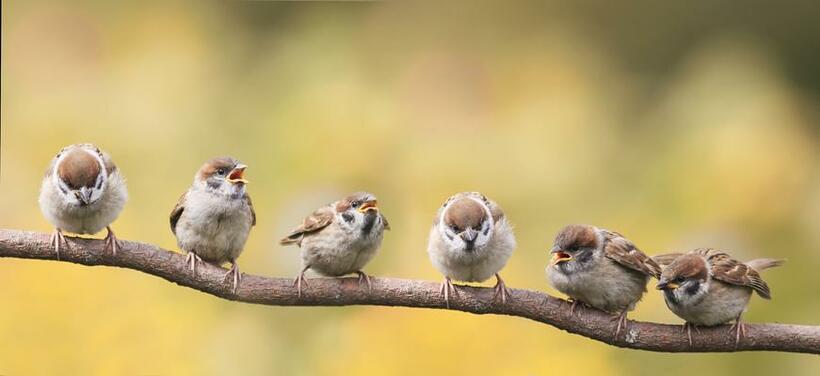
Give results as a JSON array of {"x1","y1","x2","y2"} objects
[
  {"x1": 674, "y1": 277, "x2": 685, "y2": 283},
  {"x1": 216, "y1": 168, "x2": 226, "y2": 175},
  {"x1": 352, "y1": 200, "x2": 361, "y2": 208}
]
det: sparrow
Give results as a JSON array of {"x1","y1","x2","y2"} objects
[
  {"x1": 427, "y1": 192, "x2": 516, "y2": 308},
  {"x1": 39, "y1": 143, "x2": 128, "y2": 259},
  {"x1": 280, "y1": 192, "x2": 389, "y2": 298},
  {"x1": 655, "y1": 249, "x2": 784, "y2": 347},
  {"x1": 547, "y1": 224, "x2": 661, "y2": 338},
  {"x1": 170, "y1": 157, "x2": 255, "y2": 293}
]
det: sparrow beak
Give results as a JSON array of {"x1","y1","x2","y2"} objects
[
  {"x1": 227, "y1": 165, "x2": 249, "y2": 185},
  {"x1": 76, "y1": 187, "x2": 92, "y2": 205},
  {"x1": 358, "y1": 200, "x2": 379, "y2": 213},
  {"x1": 550, "y1": 247, "x2": 572, "y2": 265},
  {"x1": 656, "y1": 280, "x2": 679, "y2": 290},
  {"x1": 460, "y1": 228, "x2": 478, "y2": 243}
]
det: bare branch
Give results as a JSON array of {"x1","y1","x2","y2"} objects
[{"x1": 1, "y1": 229, "x2": 818, "y2": 354}]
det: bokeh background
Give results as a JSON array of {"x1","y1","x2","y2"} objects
[{"x1": 2, "y1": 0, "x2": 819, "y2": 374}]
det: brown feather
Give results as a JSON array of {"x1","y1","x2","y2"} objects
[
  {"x1": 601, "y1": 229, "x2": 662, "y2": 279},
  {"x1": 444, "y1": 198, "x2": 486, "y2": 231},
  {"x1": 280, "y1": 206, "x2": 335, "y2": 246},
  {"x1": 57, "y1": 148, "x2": 101, "y2": 189},
  {"x1": 169, "y1": 192, "x2": 187, "y2": 235}
]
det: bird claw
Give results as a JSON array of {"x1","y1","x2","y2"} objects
[
  {"x1": 104, "y1": 226, "x2": 119, "y2": 256},
  {"x1": 492, "y1": 273, "x2": 509, "y2": 305},
  {"x1": 51, "y1": 229, "x2": 67, "y2": 261},
  {"x1": 186, "y1": 252, "x2": 203, "y2": 276},
  {"x1": 355, "y1": 271, "x2": 372, "y2": 292},
  {"x1": 294, "y1": 266, "x2": 310, "y2": 299},
  {"x1": 223, "y1": 261, "x2": 241, "y2": 294},
  {"x1": 439, "y1": 277, "x2": 458, "y2": 309},
  {"x1": 567, "y1": 299, "x2": 584, "y2": 317},
  {"x1": 611, "y1": 310, "x2": 629, "y2": 339},
  {"x1": 728, "y1": 319, "x2": 746, "y2": 348}
]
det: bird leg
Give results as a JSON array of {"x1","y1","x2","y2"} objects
[
  {"x1": 186, "y1": 252, "x2": 203, "y2": 276},
  {"x1": 104, "y1": 226, "x2": 119, "y2": 256},
  {"x1": 439, "y1": 276, "x2": 459, "y2": 309},
  {"x1": 355, "y1": 271, "x2": 372, "y2": 292},
  {"x1": 681, "y1": 322, "x2": 701, "y2": 347},
  {"x1": 728, "y1": 315, "x2": 746, "y2": 348},
  {"x1": 51, "y1": 228, "x2": 67, "y2": 261},
  {"x1": 565, "y1": 299, "x2": 586, "y2": 317},
  {"x1": 293, "y1": 265, "x2": 311, "y2": 298},
  {"x1": 492, "y1": 273, "x2": 510, "y2": 304},
  {"x1": 223, "y1": 260, "x2": 241, "y2": 294},
  {"x1": 611, "y1": 309, "x2": 630, "y2": 339}
]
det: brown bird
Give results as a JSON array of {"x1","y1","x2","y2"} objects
[
  {"x1": 170, "y1": 157, "x2": 255, "y2": 293},
  {"x1": 427, "y1": 192, "x2": 516, "y2": 308},
  {"x1": 39, "y1": 143, "x2": 128, "y2": 259},
  {"x1": 656, "y1": 249, "x2": 784, "y2": 346},
  {"x1": 547, "y1": 224, "x2": 661, "y2": 338},
  {"x1": 280, "y1": 192, "x2": 389, "y2": 298}
]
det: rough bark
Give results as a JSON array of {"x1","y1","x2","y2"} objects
[{"x1": 1, "y1": 229, "x2": 818, "y2": 354}]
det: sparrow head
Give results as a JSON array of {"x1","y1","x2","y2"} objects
[
  {"x1": 550, "y1": 224, "x2": 601, "y2": 272},
  {"x1": 439, "y1": 194, "x2": 493, "y2": 252},
  {"x1": 195, "y1": 157, "x2": 248, "y2": 197},
  {"x1": 656, "y1": 253, "x2": 710, "y2": 305},
  {"x1": 335, "y1": 192, "x2": 385, "y2": 235},
  {"x1": 53, "y1": 145, "x2": 108, "y2": 206}
]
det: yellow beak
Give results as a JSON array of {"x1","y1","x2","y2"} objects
[
  {"x1": 358, "y1": 200, "x2": 378, "y2": 213},
  {"x1": 551, "y1": 251, "x2": 573, "y2": 265},
  {"x1": 227, "y1": 165, "x2": 249, "y2": 184}
]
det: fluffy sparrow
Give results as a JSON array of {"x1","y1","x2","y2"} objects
[
  {"x1": 655, "y1": 249, "x2": 784, "y2": 346},
  {"x1": 280, "y1": 192, "x2": 389, "y2": 297},
  {"x1": 547, "y1": 224, "x2": 661, "y2": 338},
  {"x1": 39, "y1": 143, "x2": 128, "y2": 259},
  {"x1": 427, "y1": 192, "x2": 516, "y2": 308},
  {"x1": 170, "y1": 157, "x2": 256, "y2": 293}
]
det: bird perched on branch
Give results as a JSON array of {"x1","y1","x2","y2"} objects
[
  {"x1": 170, "y1": 157, "x2": 255, "y2": 293},
  {"x1": 547, "y1": 224, "x2": 661, "y2": 338},
  {"x1": 280, "y1": 192, "x2": 389, "y2": 298},
  {"x1": 655, "y1": 249, "x2": 784, "y2": 347},
  {"x1": 39, "y1": 143, "x2": 128, "y2": 259},
  {"x1": 427, "y1": 192, "x2": 516, "y2": 308}
]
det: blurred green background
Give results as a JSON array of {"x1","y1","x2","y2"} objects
[{"x1": 2, "y1": 1, "x2": 819, "y2": 374}]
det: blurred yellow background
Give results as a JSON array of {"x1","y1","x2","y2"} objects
[{"x1": 2, "y1": 1, "x2": 819, "y2": 374}]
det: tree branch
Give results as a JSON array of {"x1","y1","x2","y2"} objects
[{"x1": 1, "y1": 229, "x2": 817, "y2": 354}]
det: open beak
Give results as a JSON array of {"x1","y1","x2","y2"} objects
[
  {"x1": 656, "y1": 281, "x2": 679, "y2": 290},
  {"x1": 358, "y1": 200, "x2": 379, "y2": 213},
  {"x1": 550, "y1": 247, "x2": 573, "y2": 265},
  {"x1": 227, "y1": 165, "x2": 249, "y2": 185}
]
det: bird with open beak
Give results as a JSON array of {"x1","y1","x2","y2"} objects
[
  {"x1": 170, "y1": 157, "x2": 256, "y2": 293},
  {"x1": 39, "y1": 144, "x2": 128, "y2": 259},
  {"x1": 655, "y1": 249, "x2": 783, "y2": 347},
  {"x1": 427, "y1": 192, "x2": 516, "y2": 308},
  {"x1": 547, "y1": 224, "x2": 661, "y2": 338},
  {"x1": 280, "y1": 192, "x2": 389, "y2": 297}
]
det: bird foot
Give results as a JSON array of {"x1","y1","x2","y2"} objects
[
  {"x1": 492, "y1": 273, "x2": 509, "y2": 305},
  {"x1": 439, "y1": 277, "x2": 459, "y2": 309},
  {"x1": 223, "y1": 262, "x2": 241, "y2": 294},
  {"x1": 611, "y1": 310, "x2": 629, "y2": 339},
  {"x1": 104, "y1": 226, "x2": 119, "y2": 256},
  {"x1": 355, "y1": 271, "x2": 372, "y2": 292},
  {"x1": 51, "y1": 229, "x2": 67, "y2": 261},
  {"x1": 293, "y1": 266, "x2": 310, "y2": 299},
  {"x1": 728, "y1": 320, "x2": 746, "y2": 348},
  {"x1": 567, "y1": 299, "x2": 585, "y2": 317},
  {"x1": 186, "y1": 252, "x2": 203, "y2": 276}
]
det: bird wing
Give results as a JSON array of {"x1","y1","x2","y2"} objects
[
  {"x1": 696, "y1": 248, "x2": 773, "y2": 299},
  {"x1": 601, "y1": 229, "x2": 662, "y2": 279},
  {"x1": 169, "y1": 191, "x2": 188, "y2": 235},
  {"x1": 280, "y1": 204, "x2": 335, "y2": 246},
  {"x1": 244, "y1": 193, "x2": 257, "y2": 226},
  {"x1": 380, "y1": 212, "x2": 391, "y2": 231}
]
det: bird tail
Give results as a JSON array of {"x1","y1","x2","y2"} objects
[
  {"x1": 279, "y1": 235, "x2": 300, "y2": 246},
  {"x1": 745, "y1": 258, "x2": 786, "y2": 272}
]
